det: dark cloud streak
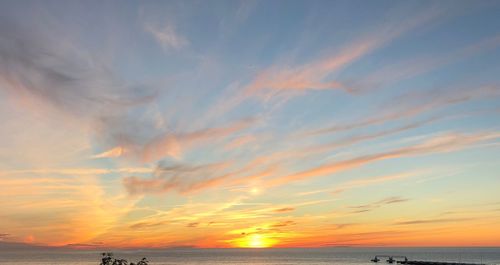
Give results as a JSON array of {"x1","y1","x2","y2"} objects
[
  {"x1": 348, "y1": 196, "x2": 409, "y2": 214},
  {"x1": 0, "y1": 20, "x2": 156, "y2": 117},
  {"x1": 395, "y1": 218, "x2": 472, "y2": 225}
]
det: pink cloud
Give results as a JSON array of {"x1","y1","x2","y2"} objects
[{"x1": 268, "y1": 132, "x2": 500, "y2": 187}]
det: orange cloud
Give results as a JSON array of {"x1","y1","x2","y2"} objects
[
  {"x1": 269, "y1": 132, "x2": 500, "y2": 187},
  {"x1": 92, "y1": 147, "x2": 125, "y2": 159},
  {"x1": 97, "y1": 117, "x2": 256, "y2": 163},
  {"x1": 242, "y1": 6, "x2": 443, "y2": 98},
  {"x1": 199, "y1": 7, "x2": 443, "y2": 122},
  {"x1": 224, "y1": 135, "x2": 258, "y2": 150},
  {"x1": 306, "y1": 85, "x2": 500, "y2": 136},
  {"x1": 273, "y1": 207, "x2": 295, "y2": 213}
]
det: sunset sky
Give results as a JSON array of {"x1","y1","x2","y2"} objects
[{"x1": 1, "y1": 0, "x2": 500, "y2": 249}]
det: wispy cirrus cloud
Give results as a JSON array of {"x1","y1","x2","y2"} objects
[
  {"x1": 123, "y1": 159, "x2": 278, "y2": 196},
  {"x1": 1, "y1": 14, "x2": 247, "y2": 182},
  {"x1": 242, "y1": 41, "x2": 368, "y2": 95},
  {"x1": 122, "y1": 125, "x2": 498, "y2": 197},
  {"x1": 269, "y1": 131, "x2": 500, "y2": 187},
  {"x1": 0, "y1": 167, "x2": 151, "y2": 177},
  {"x1": 145, "y1": 22, "x2": 189, "y2": 50},
  {"x1": 295, "y1": 171, "x2": 419, "y2": 197},
  {"x1": 224, "y1": 135, "x2": 258, "y2": 151},
  {"x1": 0, "y1": 21, "x2": 156, "y2": 118},
  {"x1": 270, "y1": 220, "x2": 296, "y2": 228},
  {"x1": 95, "y1": 117, "x2": 256, "y2": 162},
  {"x1": 331, "y1": 172, "x2": 418, "y2": 195},
  {"x1": 199, "y1": 6, "x2": 445, "y2": 122},
  {"x1": 307, "y1": 85, "x2": 500, "y2": 136},
  {"x1": 129, "y1": 221, "x2": 169, "y2": 230},
  {"x1": 0, "y1": 17, "x2": 167, "y2": 167},
  {"x1": 302, "y1": 118, "x2": 438, "y2": 153},
  {"x1": 123, "y1": 161, "x2": 231, "y2": 195},
  {"x1": 273, "y1": 207, "x2": 295, "y2": 213},
  {"x1": 348, "y1": 34, "x2": 500, "y2": 91},
  {"x1": 349, "y1": 196, "x2": 410, "y2": 214},
  {"x1": 240, "y1": 118, "x2": 437, "y2": 172},
  {"x1": 242, "y1": 6, "x2": 443, "y2": 99},
  {"x1": 394, "y1": 218, "x2": 472, "y2": 225}
]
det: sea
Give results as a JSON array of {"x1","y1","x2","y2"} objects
[{"x1": 0, "y1": 248, "x2": 499, "y2": 265}]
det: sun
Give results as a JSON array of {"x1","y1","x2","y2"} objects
[
  {"x1": 249, "y1": 234, "x2": 266, "y2": 248},
  {"x1": 238, "y1": 234, "x2": 276, "y2": 248}
]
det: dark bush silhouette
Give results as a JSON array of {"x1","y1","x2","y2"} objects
[{"x1": 100, "y1": 252, "x2": 149, "y2": 265}]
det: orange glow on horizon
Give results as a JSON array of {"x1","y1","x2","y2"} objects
[{"x1": 231, "y1": 234, "x2": 277, "y2": 248}]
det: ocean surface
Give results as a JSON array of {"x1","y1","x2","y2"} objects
[{"x1": 0, "y1": 248, "x2": 499, "y2": 265}]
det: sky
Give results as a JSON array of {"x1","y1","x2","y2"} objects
[{"x1": 1, "y1": 0, "x2": 500, "y2": 249}]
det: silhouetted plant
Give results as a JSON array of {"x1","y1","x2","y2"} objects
[
  {"x1": 100, "y1": 252, "x2": 148, "y2": 265},
  {"x1": 100, "y1": 253, "x2": 114, "y2": 265}
]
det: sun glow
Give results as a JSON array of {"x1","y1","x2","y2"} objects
[
  {"x1": 236, "y1": 234, "x2": 276, "y2": 248},
  {"x1": 250, "y1": 187, "x2": 260, "y2": 195}
]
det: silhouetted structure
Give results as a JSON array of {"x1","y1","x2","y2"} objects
[
  {"x1": 100, "y1": 252, "x2": 149, "y2": 265},
  {"x1": 370, "y1": 255, "x2": 484, "y2": 265}
]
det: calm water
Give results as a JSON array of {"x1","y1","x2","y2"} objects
[{"x1": 0, "y1": 248, "x2": 499, "y2": 265}]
